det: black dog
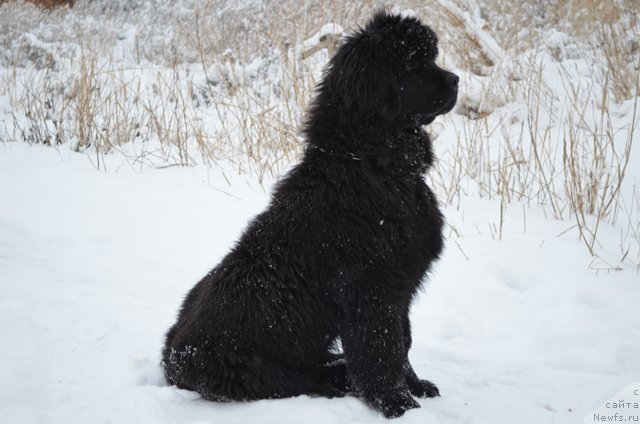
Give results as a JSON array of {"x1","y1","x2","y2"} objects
[{"x1": 162, "y1": 10, "x2": 458, "y2": 418}]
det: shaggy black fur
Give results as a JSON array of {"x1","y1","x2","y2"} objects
[{"x1": 162, "y1": 10, "x2": 458, "y2": 418}]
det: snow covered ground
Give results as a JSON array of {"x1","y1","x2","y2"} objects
[{"x1": 1, "y1": 142, "x2": 639, "y2": 424}]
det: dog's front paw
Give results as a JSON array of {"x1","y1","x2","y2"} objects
[
  {"x1": 371, "y1": 391, "x2": 420, "y2": 418},
  {"x1": 407, "y1": 378, "x2": 440, "y2": 398}
]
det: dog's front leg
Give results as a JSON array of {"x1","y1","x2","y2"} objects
[
  {"x1": 401, "y1": 312, "x2": 440, "y2": 398},
  {"x1": 340, "y1": 299, "x2": 419, "y2": 418}
]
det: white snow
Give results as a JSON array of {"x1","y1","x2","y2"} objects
[{"x1": 1, "y1": 143, "x2": 639, "y2": 424}]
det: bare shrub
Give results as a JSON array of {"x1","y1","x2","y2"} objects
[{"x1": 0, "y1": 0, "x2": 639, "y2": 266}]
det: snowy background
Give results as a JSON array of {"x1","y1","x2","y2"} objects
[{"x1": 1, "y1": 0, "x2": 639, "y2": 423}]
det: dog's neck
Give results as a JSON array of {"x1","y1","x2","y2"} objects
[{"x1": 304, "y1": 124, "x2": 435, "y2": 176}]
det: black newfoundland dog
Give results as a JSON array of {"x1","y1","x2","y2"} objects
[{"x1": 162, "y1": 10, "x2": 458, "y2": 418}]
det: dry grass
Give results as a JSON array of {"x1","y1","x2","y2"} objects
[{"x1": 0, "y1": 0, "x2": 638, "y2": 268}]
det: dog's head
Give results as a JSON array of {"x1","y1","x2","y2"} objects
[{"x1": 325, "y1": 10, "x2": 458, "y2": 127}]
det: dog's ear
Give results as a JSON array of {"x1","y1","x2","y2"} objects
[{"x1": 328, "y1": 34, "x2": 401, "y2": 121}]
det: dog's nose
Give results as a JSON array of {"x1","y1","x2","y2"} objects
[{"x1": 446, "y1": 73, "x2": 459, "y2": 88}]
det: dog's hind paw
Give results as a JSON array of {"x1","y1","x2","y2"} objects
[{"x1": 314, "y1": 382, "x2": 346, "y2": 398}]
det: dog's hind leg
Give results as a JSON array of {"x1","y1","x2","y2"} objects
[
  {"x1": 227, "y1": 354, "x2": 347, "y2": 399},
  {"x1": 319, "y1": 358, "x2": 352, "y2": 395},
  {"x1": 166, "y1": 347, "x2": 346, "y2": 401}
]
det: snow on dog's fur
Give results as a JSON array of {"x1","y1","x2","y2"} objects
[{"x1": 162, "y1": 10, "x2": 458, "y2": 418}]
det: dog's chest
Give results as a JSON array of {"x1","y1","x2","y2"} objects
[{"x1": 368, "y1": 176, "x2": 444, "y2": 271}]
